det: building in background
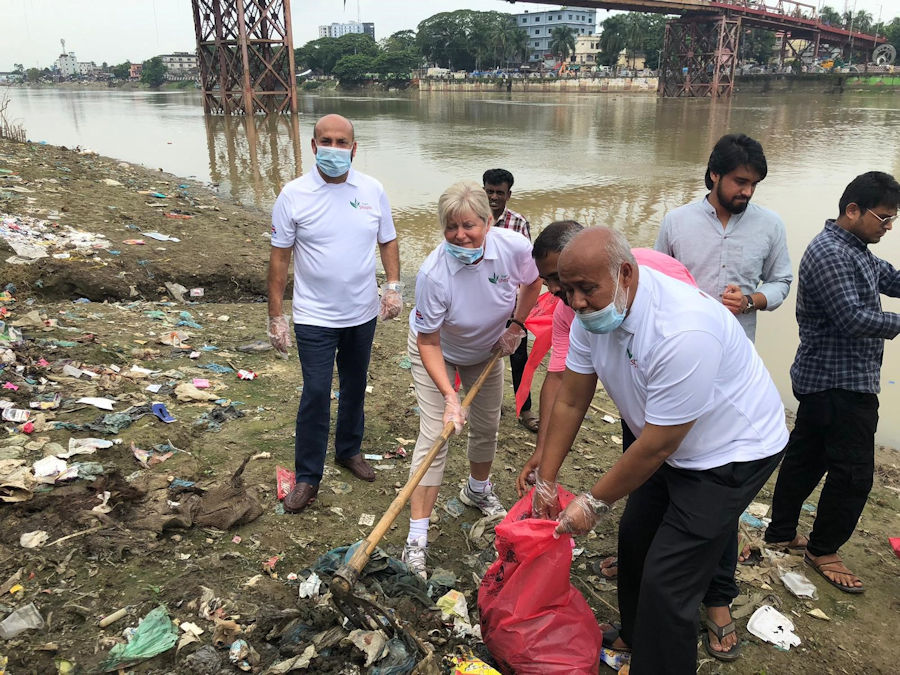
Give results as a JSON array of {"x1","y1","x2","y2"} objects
[
  {"x1": 77, "y1": 61, "x2": 97, "y2": 76},
  {"x1": 515, "y1": 7, "x2": 597, "y2": 63},
  {"x1": 318, "y1": 21, "x2": 374, "y2": 39},
  {"x1": 574, "y1": 34, "x2": 601, "y2": 66},
  {"x1": 55, "y1": 52, "x2": 78, "y2": 76},
  {"x1": 160, "y1": 52, "x2": 199, "y2": 80},
  {"x1": 129, "y1": 62, "x2": 143, "y2": 80}
]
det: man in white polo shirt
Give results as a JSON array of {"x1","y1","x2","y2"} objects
[
  {"x1": 533, "y1": 227, "x2": 787, "y2": 674},
  {"x1": 267, "y1": 114, "x2": 401, "y2": 514}
]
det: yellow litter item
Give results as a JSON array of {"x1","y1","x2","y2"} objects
[{"x1": 7, "y1": 584, "x2": 23, "y2": 597}]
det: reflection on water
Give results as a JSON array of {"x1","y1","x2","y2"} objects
[{"x1": 5, "y1": 87, "x2": 900, "y2": 445}]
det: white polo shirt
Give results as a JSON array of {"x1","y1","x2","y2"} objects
[
  {"x1": 271, "y1": 168, "x2": 396, "y2": 328},
  {"x1": 566, "y1": 267, "x2": 787, "y2": 470},
  {"x1": 411, "y1": 227, "x2": 539, "y2": 366}
]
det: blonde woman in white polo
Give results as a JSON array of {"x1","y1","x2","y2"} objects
[{"x1": 402, "y1": 181, "x2": 542, "y2": 579}]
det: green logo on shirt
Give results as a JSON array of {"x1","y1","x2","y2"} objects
[
  {"x1": 350, "y1": 198, "x2": 360, "y2": 209},
  {"x1": 488, "y1": 273, "x2": 510, "y2": 285}
]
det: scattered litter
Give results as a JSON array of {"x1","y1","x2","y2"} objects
[
  {"x1": 151, "y1": 403, "x2": 176, "y2": 424},
  {"x1": 98, "y1": 607, "x2": 129, "y2": 629},
  {"x1": 20, "y1": 530, "x2": 49, "y2": 549},
  {"x1": 131, "y1": 442, "x2": 173, "y2": 468},
  {"x1": 601, "y1": 414, "x2": 616, "y2": 424},
  {"x1": 192, "y1": 378, "x2": 210, "y2": 389},
  {"x1": 1, "y1": 213, "x2": 110, "y2": 263},
  {"x1": 143, "y1": 232, "x2": 181, "y2": 242},
  {"x1": 746, "y1": 605, "x2": 801, "y2": 650},
  {"x1": 199, "y1": 363, "x2": 233, "y2": 374},
  {"x1": 344, "y1": 629, "x2": 387, "y2": 668},
  {"x1": 780, "y1": 571, "x2": 817, "y2": 599},
  {"x1": 747, "y1": 502, "x2": 770, "y2": 518},
  {"x1": 807, "y1": 608, "x2": 830, "y2": 621},
  {"x1": 330, "y1": 481, "x2": 352, "y2": 495},
  {"x1": 801, "y1": 503, "x2": 817, "y2": 513},
  {"x1": 228, "y1": 638, "x2": 259, "y2": 671},
  {"x1": 398, "y1": 356, "x2": 412, "y2": 369},
  {"x1": 276, "y1": 466, "x2": 295, "y2": 500},
  {"x1": 237, "y1": 340, "x2": 271, "y2": 353},
  {"x1": 891, "y1": 537, "x2": 900, "y2": 560},
  {"x1": 298, "y1": 572, "x2": 322, "y2": 599},
  {"x1": 443, "y1": 497, "x2": 465, "y2": 518},
  {"x1": 174, "y1": 382, "x2": 218, "y2": 402},
  {"x1": 610, "y1": 435, "x2": 623, "y2": 445},
  {"x1": 0, "y1": 602, "x2": 45, "y2": 639},
  {"x1": 740, "y1": 511, "x2": 767, "y2": 529},
  {"x1": 237, "y1": 369, "x2": 256, "y2": 380},
  {"x1": 358, "y1": 513, "x2": 375, "y2": 527},
  {"x1": 75, "y1": 397, "x2": 116, "y2": 411},
  {"x1": 189, "y1": 287, "x2": 204, "y2": 297},
  {"x1": 363, "y1": 453, "x2": 383, "y2": 461},
  {"x1": 164, "y1": 282, "x2": 188, "y2": 303},
  {"x1": 100, "y1": 605, "x2": 178, "y2": 670}
]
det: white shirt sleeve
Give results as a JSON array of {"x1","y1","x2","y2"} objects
[
  {"x1": 413, "y1": 270, "x2": 448, "y2": 334},
  {"x1": 513, "y1": 235, "x2": 539, "y2": 286},
  {"x1": 644, "y1": 330, "x2": 722, "y2": 426},
  {"x1": 376, "y1": 187, "x2": 397, "y2": 245},
  {"x1": 564, "y1": 319, "x2": 596, "y2": 374},
  {"x1": 270, "y1": 189, "x2": 295, "y2": 249}
]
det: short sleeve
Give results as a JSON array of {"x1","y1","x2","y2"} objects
[
  {"x1": 508, "y1": 233, "x2": 539, "y2": 286},
  {"x1": 270, "y1": 189, "x2": 295, "y2": 249},
  {"x1": 549, "y1": 303, "x2": 574, "y2": 372},
  {"x1": 376, "y1": 187, "x2": 397, "y2": 245},
  {"x1": 413, "y1": 270, "x2": 448, "y2": 334},
  {"x1": 564, "y1": 318, "x2": 595, "y2": 375},
  {"x1": 644, "y1": 330, "x2": 722, "y2": 426}
]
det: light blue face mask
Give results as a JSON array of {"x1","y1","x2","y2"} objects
[
  {"x1": 576, "y1": 268, "x2": 628, "y2": 334},
  {"x1": 444, "y1": 241, "x2": 484, "y2": 265},
  {"x1": 315, "y1": 146, "x2": 352, "y2": 178}
]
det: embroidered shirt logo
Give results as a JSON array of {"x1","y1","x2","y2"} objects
[
  {"x1": 626, "y1": 347, "x2": 638, "y2": 368},
  {"x1": 488, "y1": 273, "x2": 510, "y2": 285},
  {"x1": 350, "y1": 198, "x2": 373, "y2": 211},
  {"x1": 350, "y1": 198, "x2": 360, "y2": 209}
]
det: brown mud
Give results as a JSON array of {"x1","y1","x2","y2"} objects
[{"x1": 1, "y1": 139, "x2": 899, "y2": 673}]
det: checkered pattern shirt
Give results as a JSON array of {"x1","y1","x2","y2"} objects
[
  {"x1": 791, "y1": 220, "x2": 900, "y2": 395},
  {"x1": 494, "y1": 208, "x2": 530, "y2": 241}
]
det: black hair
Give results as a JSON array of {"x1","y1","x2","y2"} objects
[
  {"x1": 482, "y1": 168, "x2": 515, "y2": 189},
  {"x1": 532, "y1": 220, "x2": 584, "y2": 260},
  {"x1": 838, "y1": 171, "x2": 900, "y2": 216},
  {"x1": 704, "y1": 134, "x2": 767, "y2": 190}
]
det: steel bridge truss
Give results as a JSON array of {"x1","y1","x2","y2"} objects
[
  {"x1": 659, "y1": 15, "x2": 741, "y2": 98},
  {"x1": 191, "y1": 0, "x2": 297, "y2": 115}
]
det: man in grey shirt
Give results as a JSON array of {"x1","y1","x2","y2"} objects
[{"x1": 654, "y1": 133, "x2": 792, "y2": 343}]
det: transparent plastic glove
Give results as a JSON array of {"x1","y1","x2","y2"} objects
[
  {"x1": 516, "y1": 451, "x2": 541, "y2": 497},
  {"x1": 442, "y1": 391, "x2": 465, "y2": 435},
  {"x1": 379, "y1": 282, "x2": 403, "y2": 321},
  {"x1": 553, "y1": 492, "x2": 604, "y2": 539},
  {"x1": 491, "y1": 324, "x2": 525, "y2": 357},
  {"x1": 531, "y1": 472, "x2": 560, "y2": 520},
  {"x1": 267, "y1": 314, "x2": 292, "y2": 357}
]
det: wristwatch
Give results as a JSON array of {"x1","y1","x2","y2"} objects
[
  {"x1": 742, "y1": 294, "x2": 755, "y2": 314},
  {"x1": 583, "y1": 493, "x2": 610, "y2": 516}
]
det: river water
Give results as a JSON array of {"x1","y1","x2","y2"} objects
[{"x1": 7, "y1": 87, "x2": 900, "y2": 445}]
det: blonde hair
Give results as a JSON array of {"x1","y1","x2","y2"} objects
[{"x1": 437, "y1": 181, "x2": 492, "y2": 231}]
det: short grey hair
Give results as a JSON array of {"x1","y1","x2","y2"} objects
[
  {"x1": 437, "y1": 181, "x2": 492, "y2": 231},
  {"x1": 603, "y1": 228, "x2": 636, "y2": 279}
]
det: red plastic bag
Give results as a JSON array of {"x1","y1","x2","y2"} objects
[{"x1": 478, "y1": 487, "x2": 602, "y2": 674}]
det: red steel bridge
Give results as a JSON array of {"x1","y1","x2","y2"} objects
[{"x1": 510, "y1": 0, "x2": 888, "y2": 98}]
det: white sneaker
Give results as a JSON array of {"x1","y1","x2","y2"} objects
[
  {"x1": 402, "y1": 536, "x2": 427, "y2": 580},
  {"x1": 459, "y1": 481, "x2": 507, "y2": 518}
]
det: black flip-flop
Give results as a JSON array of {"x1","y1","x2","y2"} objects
[
  {"x1": 805, "y1": 552, "x2": 865, "y2": 594},
  {"x1": 739, "y1": 548, "x2": 763, "y2": 566},
  {"x1": 702, "y1": 617, "x2": 741, "y2": 662},
  {"x1": 601, "y1": 623, "x2": 631, "y2": 653}
]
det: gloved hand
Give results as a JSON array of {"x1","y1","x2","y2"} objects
[
  {"x1": 531, "y1": 471, "x2": 560, "y2": 520},
  {"x1": 379, "y1": 282, "x2": 403, "y2": 321},
  {"x1": 491, "y1": 324, "x2": 526, "y2": 357},
  {"x1": 516, "y1": 451, "x2": 541, "y2": 497},
  {"x1": 553, "y1": 492, "x2": 606, "y2": 538},
  {"x1": 267, "y1": 315, "x2": 292, "y2": 357},
  {"x1": 442, "y1": 391, "x2": 466, "y2": 435}
]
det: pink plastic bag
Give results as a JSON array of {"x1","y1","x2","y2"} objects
[{"x1": 478, "y1": 488, "x2": 602, "y2": 674}]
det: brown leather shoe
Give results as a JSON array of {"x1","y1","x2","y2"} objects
[
  {"x1": 283, "y1": 482, "x2": 318, "y2": 513},
  {"x1": 336, "y1": 454, "x2": 376, "y2": 482}
]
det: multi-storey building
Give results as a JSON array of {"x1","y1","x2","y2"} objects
[
  {"x1": 514, "y1": 7, "x2": 597, "y2": 63},
  {"x1": 55, "y1": 52, "x2": 78, "y2": 76},
  {"x1": 318, "y1": 21, "x2": 375, "y2": 40}
]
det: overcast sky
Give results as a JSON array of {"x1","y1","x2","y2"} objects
[{"x1": 1, "y1": 0, "x2": 894, "y2": 71}]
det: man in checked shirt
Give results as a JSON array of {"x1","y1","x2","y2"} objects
[
  {"x1": 765, "y1": 171, "x2": 900, "y2": 594},
  {"x1": 483, "y1": 168, "x2": 539, "y2": 432}
]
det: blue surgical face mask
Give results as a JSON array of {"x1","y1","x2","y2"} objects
[
  {"x1": 444, "y1": 241, "x2": 484, "y2": 265},
  {"x1": 315, "y1": 145, "x2": 352, "y2": 178},
  {"x1": 576, "y1": 268, "x2": 628, "y2": 334}
]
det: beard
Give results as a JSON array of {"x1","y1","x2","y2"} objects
[{"x1": 717, "y1": 182, "x2": 749, "y2": 214}]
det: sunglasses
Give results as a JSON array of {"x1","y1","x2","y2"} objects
[{"x1": 867, "y1": 209, "x2": 897, "y2": 225}]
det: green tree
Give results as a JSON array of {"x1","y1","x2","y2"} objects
[
  {"x1": 373, "y1": 49, "x2": 420, "y2": 83},
  {"x1": 741, "y1": 29, "x2": 776, "y2": 64},
  {"x1": 883, "y1": 17, "x2": 900, "y2": 53},
  {"x1": 818, "y1": 6, "x2": 842, "y2": 27},
  {"x1": 549, "y1": 25, "x2": 576, "y2": 62},
  {"x1": 296, "y1": 33, "x2": 378, "y2": 76},
  {"x1": 416, "y1": 10, "x2": 514, "y2": 71},
  {"x1": 332, "y1": 53, "x2": 375, "y2": 85},
  {"x1": 111, "y1": 61, "x2": 131, "y2": 80},
  {"x1": 13, "y1": 63, "x2": 24, "y2": 73},
  {"x1": 381, "y1": 30, "x2": 417, "y2": 53},
  {"x1": 25, "y1": 67, "x2": 42, "y2": 83},
  {"x1": 140, "y1": 57, "x2": 167, "y2": 87},
  {"x1": 598, "y1": 15, "x2": 627, "y2": 67}
]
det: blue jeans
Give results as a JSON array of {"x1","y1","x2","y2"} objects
[{"x1": 293, "y1": 318, "x2": 376, "y2": 486}]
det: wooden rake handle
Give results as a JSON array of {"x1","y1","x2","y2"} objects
[{"x1": 332, "y1": 351, "x2": 502, "y2": 591}]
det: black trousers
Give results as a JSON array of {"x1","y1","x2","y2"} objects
[
  {"x1": 620, "y1": 420, "x2": 741, "y2": 607},
  {"x1": 618, "y1": 451, "x2": 783, "y2": 675},
  {"x1": 509, "y1": 334, "x2": 531, "y2": 413},
  {"x1": 766, "y1": 388, "x2": 878, "y2": 557}
]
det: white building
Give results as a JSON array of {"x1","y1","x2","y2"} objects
[
  {"x1": 318, "y1": 21, "x2": 375, "y2": 39},
  {"x1": 515, "y1": 7, "x2": 597, "y2": 63},
  {"x1": 77, "y1": 61, "x2": 97, "y2": 76},
  {"x1": 55, "y1": 52, "x2": 78, "y2": 76},
  {"x1": 160, "y1": 52, "x2": 199, "y2": 72}
]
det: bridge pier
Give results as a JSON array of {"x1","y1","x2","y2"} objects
[
  {"x1": 191, "y1": 0, "x2": 297, "y2": 115},
  {"x1": 658, "y1": 15, "x2": 741, "y2": 99}
]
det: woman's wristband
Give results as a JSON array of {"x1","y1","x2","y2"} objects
[{"x1": 508, "y1": 318, "x2": 526, "y2": 332}]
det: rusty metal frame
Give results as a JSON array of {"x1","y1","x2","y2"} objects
[
  {"x1": 192, "y1": 0, "x2": 297, "y2": 115},
  {"x1": 659, "y1": 15, "x2": 740, "y2": 99}
]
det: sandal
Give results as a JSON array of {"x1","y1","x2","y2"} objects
[
  {"x1": 600, "y1": 623, "x2": 631, "y2": 653},
  {"x1": 805, "y1": 552, "x2": 864, "y2": 594},
  {"x1": 765, "y1": 534, "x2": 809, "y2": 553},
  {"x1": 518, "y1": 410, "x2": 539, "y2": 433},
  {"x1": 702, "y1": 612, "x2": 741, "y2": 662}
]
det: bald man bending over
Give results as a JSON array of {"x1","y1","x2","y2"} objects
[
  {"x1": 267, "y1": 114, "x2": 402, "y2": 513},
  {"x1": 532, "y1": 227, "x2": 787, "y2": 673}
]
